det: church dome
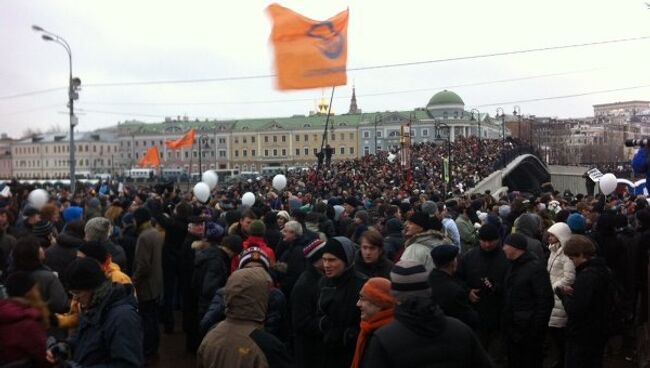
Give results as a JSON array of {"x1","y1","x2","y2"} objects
[{"x1": 427, "y1": 90, "x2": 464, "y2": 107}]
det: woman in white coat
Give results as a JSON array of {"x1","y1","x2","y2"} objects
[{"x1": 546, "y1": 222, "x2": 575, "y2": 368}]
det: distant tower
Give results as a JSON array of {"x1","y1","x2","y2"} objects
[{"x1": 348, "y1": 86, "x2": 360, "y2": 114}]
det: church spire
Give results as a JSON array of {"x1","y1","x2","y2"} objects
[{"x1": 348, "y1": 86, "x2": 360, "y2": 114}]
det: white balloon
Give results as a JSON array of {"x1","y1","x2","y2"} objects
[
  {"x1": 242, "y1": 192, "x2": 256, "y2": 207},
  {"x1": 193, "y1": 182, "x2": 211, "y2": 203},
  {"x1": 599, "y1": 173, "x2": 618, "y2": 195},
  {"x1": 28, "y1": 189, "x2": 49, "y2": 210},
  {"x1": 272, "y1": 174, "x2": 287, "y2": 191},
  {"x1": 201, "y1": 170, "x2": 218, "y2": 190}
]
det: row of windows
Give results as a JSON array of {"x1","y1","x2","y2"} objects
[
  {"x1": 362, "y1": 129, "x2": 431, "y2": 139},
  {"x1": 15, "y1": 158, "x2": 112, "y2": 168},
  {"x1": 122, "y1": 137, "x2": 227, "y2": 148},
  {"x1": 14, "y1": 144, "x2": 116, "y2": 155}
]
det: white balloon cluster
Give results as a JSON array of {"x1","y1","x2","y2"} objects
[{"x1": 201, "y1": 170, "x2": 218, "y2": 190}]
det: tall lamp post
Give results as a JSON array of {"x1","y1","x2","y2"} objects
[
  {"x1": 434, "y1": 122, "x2": 452, "y2": 197},
  {"x1": 32, "y1": 25, "x2": 80, "y2": 194},
  {"x1": 374, "y1": 114, "x2": 383, "y2": 155},
  {"x1": 470, "y1": 108, "x2": 481, "y2": 155},
  {"x1": 496, "y1": 107, "x2": 506, "y2": 168},
  {"x1": 198, "y1": 134, "x2": 210, "y2": 175},
  {"x1": 512, "y1": 105, "x2": 521, "y2": 142}
]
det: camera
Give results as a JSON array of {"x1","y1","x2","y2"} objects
[{"x1": 625, "y1": 138, "x2": 650, "y2": 147}]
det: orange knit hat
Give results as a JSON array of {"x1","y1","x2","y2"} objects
[{"x1": 360, "y1": 277, "x2": 395, "y2": 309}]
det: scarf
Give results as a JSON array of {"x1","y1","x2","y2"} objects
[
  {"x1": 351, "y1": 308, "x2": 394, "y2": 368},
  {"x1": 84, "y1": 281, "x2": 112, "y2": 319}
]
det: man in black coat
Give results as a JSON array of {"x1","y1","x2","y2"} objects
[
  {"x1": 456, "y1": 223, "x2": 509, "y2": 357},
  {"x1": 353, "y1": 229, "x2": 393, "y2": 279},
  {"x1": 556, "y1": 235, "x2": 613, "y2": 368},
  {"x1": 428, "y1": 244, "x2": 479, "y2": 330},
  {"x1": 362, "y1": 260, "x2": 493, "y2": 367},
  {"x1": 291, "y1": 239, "x2": 326, "y2": 368},
  {"x1": 317, "y1": 236, "x2": 367, "y2": 368},
  {"x1": 502, "y1": 233, "x2": 554, "y2": 368},
  {"x1": 44, "y1": 219, "x2": 85, "y2": 275},
  {"x1": 155, "y1": 201, "x2": 191, "y2": 333}
]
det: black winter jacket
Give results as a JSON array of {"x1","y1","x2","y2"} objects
[
  {"x1": 317, "y1": 266, "x2": 367, "y2": 368},
  {"x1": 44, "y1": 232, "x2": 84, "y2": 275},
  {"x1": 456, "y1": 246, "x2": 509, "y2": 331},
  {"x1": 502, "y1": 252, "x2": 554, "y2": 342},
  {"x1": 291, "y1": 264, "x2": 325, "y2": 368},
  {"x1": 428, "y1": 269, "x2": 479, "y2": 330},
  {"x1": 361, "y1": 296, "x2": 493, "y2": 368}
]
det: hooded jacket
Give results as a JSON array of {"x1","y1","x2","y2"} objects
[
  {"x1": 197, "y1": 268, "x2": 292, "y2": 368},
  {"x1": 400, "y1": 230, "x2": 450, "y2": 272},
  {"x1": 0, "y1": 298, "x2": 48, "y2": 367},
  {"x1": 546, "y1": 222, "x2": 575, "y2": 328},
  {"x1": 361, "y1": 297, "x2": 493, "y2": 368},
  {"x1": 66, "y1": 283, "x2": 142, "y2": 367},
  {"x1": 514, "y1": 213, "x2": 545, "y2": 261},
  {"x1": 291, "y1": 263, "x2": 325, "y2": 368}
]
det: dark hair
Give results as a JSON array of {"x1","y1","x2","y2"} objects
[
  {"x1": 385, "y1": 205, "x2": 399, "y2": 218},
  {"x1": 175, "y1": 201, "x2": 193, "y2": 221},
  {"x1": 12, "y1": 236, "x2": 42, "y2": 271},
  {"x1": 563, "y1": 235, "x2": 596, "y2": 258},
  {"x1": 360, "y1": 229, "x2": 384, "y2": 248},
  {"x1": 240, "y1": 209, "x2": 258, "y2": 221}
]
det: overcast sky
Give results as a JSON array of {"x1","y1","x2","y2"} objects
[{"x1": 1, "y1": 0, "x2": 649, "y2": 138}]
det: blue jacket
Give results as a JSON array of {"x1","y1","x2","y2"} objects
[
  {"x1": 632, "y1": 147, "x2": 650, "y2": 192},
  {"x1": 67, "y1": 283, "x2": 143, "y2": 367}
]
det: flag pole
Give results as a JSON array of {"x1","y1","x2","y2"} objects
[{"x1": 317, "y1": 86, "x2": 336, "y2": 173}]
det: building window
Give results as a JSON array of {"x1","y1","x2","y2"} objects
[
  {"x1": 340, "y1": 147, "x2": 345, "y2": 154},
  {"x1": 273, "y1": 149, "x2": 278, "y2": 156},
  {"x1": 296, "y1": 148, "x2": 300, "y2": 156},
  {"x1": 234, "y1": 137, "x2": 239, "y2": 144},
  {"x1": 304, "y1": 135, "x2": 309, "y2": 141},
  {"x1": 243, "y1": 137, "x2": 247, "y2": 144},
  {"x1": 422, "y1": 129, "x2": 429, "y2": 137},
  {"x1": 296, "y1": 135, "x2": 300, "y2": 142},
  {"x1": 281, "y1": 136, "x2": 286, "y2": 142},
  {"x1": 376, "y1": 131, "x2": 382, "y2": 138},
  {"x1": 349, "y1": 133, "x2": 354, "y2": 140},
  {"x1": 349, "y1": 147, "x2": 355, "y2": 155},
  {"x1": 304, "y1": 148, "x2": 309, "y2": 155},
  {"x1": 251, "y1": 149, "x2": 256, "y2": 157},
  {"x1": 235, "y1": 150, "x2": 239, "y2": 157},
  {"x1": 281, "y1": 149, "x2": 286, "y2": 156},
  {"x1": 313, "y1": 148, "x2": 318, "y2": 155},
  {"x1": 251, "y1": 136, "x2": 256, "y2": 143},
  {"x1": 273, "y1": 136, "x2": 278, "y2": 143},
  {"x1": 219, "y1": 138, "x2": 226, "y2": 144},
  {"x1": 410, "y1": 129, "x2": 416, "y2": 137},
  {"x1": 363, "y1": 131, "x2": 370, "y2": 138},
  {"x1": 219, "y1": 150, "x2": 226, "y2": 157},
  {"x1": 264, "y1": 136, "x2": 269, "y2": 143},
  {"x1": 364, "y1": 146, "x2": 370, "y2": 155},
  {"x1": 264, "y1": 149, "x2": 269, "y2": 157},
  {"x1": 243, "y1": 149, "x2": 247, "y2": 157}
]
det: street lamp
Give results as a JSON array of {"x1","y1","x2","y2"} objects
[
  {"x1": 512, "y1": 105, "x2": 521, "y2": 142},
  {"x1": 470, "y1": 108, "x2": 481, "y2": 155},
  {"x1": 434, "y1": 122, "x2": 452, "y2": 197},
  {"x1": 496, "y1": 107, "x2": 506, "y2": 168},
  {"x1": 374, "y1": 114, "x2": 383, "y2": 155},
  {"x1": 32, "y1": 25, "x2": 80, "y2": 194},
  {"x1": 198, "y1": 134, "x2": 210, "y2": 175}
]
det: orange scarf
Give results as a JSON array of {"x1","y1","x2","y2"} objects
[{"x1": 351, "y1": 308, "x2": 395, "y2": 368}]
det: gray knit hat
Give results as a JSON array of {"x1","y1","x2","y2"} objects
[
  {"x1": 390, "y1": 260, "x2": 431, "y2": 300},
  {"x1": 421, "y1": 201, "x2": 438, "y2": 216},
  {"x1": 84, "y1": 217, "x2": 111, "y2": 242}
]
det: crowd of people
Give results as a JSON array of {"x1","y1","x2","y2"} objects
[{"x1": 0, "y1": 138, "x2": 647, "y2": 368}]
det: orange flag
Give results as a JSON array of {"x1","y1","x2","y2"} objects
[
  {"x1": 165, "y1": 128, "x2": 196, "y2": 150},
  {"x1": 139, "y1": 146, "x2": 161, "y2": 168},
  {"x1": 267, "y1": 4, "x2": 348, "y2": 90}
]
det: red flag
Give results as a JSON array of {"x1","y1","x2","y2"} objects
[
  {"x1": 267, "y1": 4, "x2": 348, "y2": 90},
  {"x1": 139, "y1": 146, "x2": 161, "y2": 168},
  {"x1": 165, "y1": 128, "x2": 196, "y2": 150}
]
